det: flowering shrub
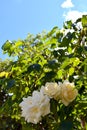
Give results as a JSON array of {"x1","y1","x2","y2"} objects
[{"x1": 0, "y1": 15, "x2": 87, "y2": 129}]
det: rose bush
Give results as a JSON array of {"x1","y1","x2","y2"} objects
[{"x1": 0, "y1": 15, "x2": 87, "y2": 129}]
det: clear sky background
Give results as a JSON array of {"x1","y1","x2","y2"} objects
[{"x1": 0, "y1": 0, "x2": 87, "y2": 59}]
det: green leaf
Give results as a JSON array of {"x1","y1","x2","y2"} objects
[
  {"x1": 48, "y1": 26, "x2": 58, "y2": 36},
  {"x1": 2, "y1": 40, "x2": 12, "y2": 51},
  {"x1": 7, "y1": 79, "x2": 15, "y2": 89},
  {"x1": 45, "y1": 71, "x2": 56, "y2": 81},
  {"x1": 27, "y1": 64, "x2": 41, "y2": 72},
  {"x1": 25, "y1": 87, "x2": 29, "y2": 93},
  {"x1": 61, "y1": 58, "x2": 70, "y2": 69},
  {"x1": 82, "y1": 15, "x2": 87, "y2": 27},
  {"x1": 15, "y1": 40, "x2": 23, "y2": 47},
  {"x1": 57, "y1": 69, "x2": 63, "y2": 78},
  {"x1": 69, "y1": 67, "x2": 74, "y2": 76},
  {"x1": 59, "y1": 120, "x2": 73, "y2": 130},
  {"x1": 73, "y1": 58, "x2": 80, "y2": 67},
  {"x1": 63, "y1": 20, "x2": 72, "y2": 29},
  {"x1": 12, "y1": 94, "x2": 16, "y2": 100}
]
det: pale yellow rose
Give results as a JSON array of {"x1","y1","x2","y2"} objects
[
  {"x1": 44, "y1": 82, "x2": 61, "y2": 100},
  {"x1": 59, "y1": 80, "x2": 78, "y2": 106}
]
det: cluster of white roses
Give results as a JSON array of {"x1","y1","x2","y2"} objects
[
  {"x1": 45, "y1": 81, "x2": 78, "y2": 106},
  {"x1": 19, "y1": 80, "x2": 78, "y2": 124}
]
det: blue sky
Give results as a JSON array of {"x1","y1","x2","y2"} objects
[{"x1": 0, "y1": 0, "x2": 87, "y2": 59}]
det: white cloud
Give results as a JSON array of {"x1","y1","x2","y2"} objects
[
  {"x1": 61, "y1": 0, "x2": 74, "y2": 8},
  {"x1": 63, "y1": 10, "x2": 87, "y2": 22}
]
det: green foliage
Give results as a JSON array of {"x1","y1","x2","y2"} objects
[{"x1": 0, "y1": 15, "x2": 87, "y2": 129}]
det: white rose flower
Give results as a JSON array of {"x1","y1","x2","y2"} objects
[
  {"x1": 44, "y1": 82, "x2": 61, "y2": 100},
  {"x1": 59, "y1": 80, "x2": 78, "y2": 106},
  {"x1": 19, "y1": 87, "x2": 50, "y2": 124}
]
